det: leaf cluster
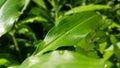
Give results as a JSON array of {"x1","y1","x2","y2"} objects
[{"x1": 0, "y1": 0, "x2": 120, "y2": 68}]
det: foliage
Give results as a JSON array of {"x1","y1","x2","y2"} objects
[{"x1": 0, "y1": 0, "x2": 120, "y2": 68}]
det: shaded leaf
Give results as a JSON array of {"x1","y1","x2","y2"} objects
[
  {"x1": 34, "y1": 11, "x2": 102, "y2": 56},
  {"x1": 29, "y1": 7, "x2": 53, "y2": 23},
  {"x1": 0, "y1": 0, "x2": 30, "y2": 37},
  {"x1": 0, "y1": 53, "x2": 20, "y2": 67},
  {"x1": 75, "y1": 32, "x2": 100, "y2": 58}
]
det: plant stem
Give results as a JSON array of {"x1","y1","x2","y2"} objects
[
  {"x1": 11, "y1": 29, "x2": 22, "y2": 60},
  {"x1": 55, "y1": 8, "x2": 58, "y2": 24},
  {"x1": 12, "y1": 30, "x2": 20, "y2": 52}
]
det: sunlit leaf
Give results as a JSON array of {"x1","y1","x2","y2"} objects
[
  {"x1": 65, "y1": 5, "x2": 111, "y2": 15},
  {"x1": 48, "y1": 0, "x2": 57, "y2": 8},
  {"x1": 0, "y1": 58, "x2": 10, "y2": 66},
  {"x1": 99, "y1": 42, "x2": 107, "y2": 54},
  {"x1": 103, "y1": 42, "x2": 120, "y2": 60},
  {"x1": 103, "y1": 45, "x2": 114, "y2": 60},
  {"x1": 34, "y1": 11, "x2": 102, "y2": 56},
  {"x1": 0, "y1": 0, "x2": 30, "y2": 37},
  {"x1": 19, "y1": 16, "x2": 48, "y2": 23},
  {"x1": 33, "y1": 0, "x2": 46, "y2": 9},
  {"x1": 19, "y1": 51, "x2": 111, "y2": 68},
  {"x1": 110, "y1": 35, "x2": 120, "y2": 60}
]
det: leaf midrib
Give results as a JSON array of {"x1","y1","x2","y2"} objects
[{"x1": 36, "y1": 14, "x2": 97, "y2": 56}]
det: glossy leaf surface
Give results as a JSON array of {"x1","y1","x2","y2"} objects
[
  {"x1": 35, "y1": 11, "x2": 102, "y2": 56},
  {"x1": 65, "y1": 5, "x2": 110, "y2": 15},
  {"x1": 0, "y1": 0, "x2": 30, "y2": 37},
  {"x1": 19, "y1": 51, "x2": 110, "y2": 68}
]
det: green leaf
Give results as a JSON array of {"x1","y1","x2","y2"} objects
[
  {"x1": 19, "y1": 16, "x2": 48, "y2": 23},
  {"x1": 0, "y1": 0, "x2": 30, "y2": 37},
  {"x1": 34, "y1": 11, "x2": 102, "y2": 56},
  {"x1": 103, "y1": 42, "x2": 120, "y2": 60},
  {"x1": 65, "y1": 5, "x2": 111, "y2": 15},
  {"x1": 0, "y1": 53, "x2": 20, "y2": 67},
  {"x1": 103, "y1": 45, "x2": 114, "y2": 60},
  {"x1": 75, "y1": 32, "x2": 100, "y2": 58},
  {"x1": 110, "y1": 35, "x2": 120, "y2": 60},
  {"x1": 99, "y1": 42, "x2": 107, "y2": 54},
  {"x1": 48, "y1": 0, "x2": 57, "y2": 8},
  {"x1": 0, "y1": 58, "x2": 10, "y2": 66},
  {"x1": 8, "y1": 66, "x2": 19, "y2": 68},
  {"x1": 0, "y1": 0, "x2": 6, "y2": 7},
  {"x1": 29, "y1": 7, "x2": 53, "y2": 23},
  {"x1": 19, "y1": 50, "x2": 111, "y2": 68},
  {"x1": 33, "y1": 0, "x2": 47, "y2": 9}
]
